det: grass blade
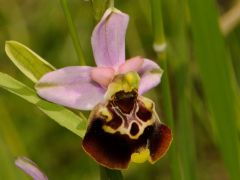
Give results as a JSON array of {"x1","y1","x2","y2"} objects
[
  {"x1": 187, "y1": 0, "x2": 240, "y2": 179},
  {"x1": 150, "y1": 0, "x2": 181, "y2": 179},
  {"x1": 165, "y1": 0, "x2": 197, "y2": 179},
  {"x1": 60, "y1": 0, "x2": 86, "y2": 65}
]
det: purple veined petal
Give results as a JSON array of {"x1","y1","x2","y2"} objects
[
  {"x1": 92, "y1": 8, "x2": 129, "y2": 69},
  {"x1": 118, "y1": 56, "x2": 144, "y2": 74},
  {"x1": 35, "y1": 66, "x2": 106, "y2": 110},
  {"x1": 15, "y1": 157, "x2": 48, "y2": 180},
  {"x1": 138, "y1": 59, "x2": 163, "y2": 94},
  {"x1": 91, "y1": 67, "x2": 115, "y2": 88}
]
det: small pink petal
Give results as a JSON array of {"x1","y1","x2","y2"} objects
[
  {"x1": 92, "y1": 8, "x2": 129, "y2": 68},
  {"x1": 15, "y1": 157, "x2": 48, "y2": 180},
  {"x1": 138, "y1": 59, "x2": 163, "y2": 94},
  {"x1": 118, "y1": 56, "x2": 144, "y2": 74},
  {"x1": 91, "y1": 67, "x2": 115, "y2": 88},
  {"x1": 35, "y1": 66, "x2": 105, "y2": 110}
]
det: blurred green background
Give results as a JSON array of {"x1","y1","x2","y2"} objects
[{"x1": 1, "y1": 0, "x2": 240, "y2": 179}]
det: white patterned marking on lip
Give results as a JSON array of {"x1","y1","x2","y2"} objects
[
  {"x1": 102, "y1": 98, "x2": 155, "y2": 139},
  {"x1": 102, "y1": 96, "x2": 158, "y2": 139}
]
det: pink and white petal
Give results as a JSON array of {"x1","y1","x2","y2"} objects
[
  {"x1": 92, "y1": 8, "x2": 129, "y2": 68},
  {"x1": 118, "y1": 56, "x2": 144, "y2": 74},
  {"x1": 91, "y1": 67, "x2": 115, "y2": 88},
  {"x1": 35, "y1": 66, "x2": 105, "y2": 110},
  {"x1": 138, "y1": 59, "x2": 163, "y2": 94},
  {"x1": 15, "y1": 157, "x2": 48, "y2": 180}
]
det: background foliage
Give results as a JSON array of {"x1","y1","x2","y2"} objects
[{"x1": 0, "y1": 0, "x2": 240, "y2": 179}]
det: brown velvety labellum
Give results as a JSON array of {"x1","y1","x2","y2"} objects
[
  {"x1": 136, "y1": 100, "x2": 152, "y2": 122},
  {"x1": 82, "y1": 116, "x2": 152, "y2": 169},
  {"x1": 82, "y1": 91, "x2": 172, "y2": 169},
  {"x1": 149, "y1": 123, "x2": 172, "y2": 163}
]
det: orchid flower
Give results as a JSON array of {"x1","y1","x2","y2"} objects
[
  {"x1": 15, "y1": 157, "x2": 48, "y2": 180},
  {"x1": 35, "y1": 8, "x2": 162, "y2": 111},
  {"x1": 35, "y1": 8, "x2": 172, "y2": 170}
]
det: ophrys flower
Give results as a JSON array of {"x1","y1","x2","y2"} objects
[
  {"x1": 35, "y1": 8, "x2": 172, "y2": 170},
  {"x1": 35, "y1": 8, "x2": 162, "y2": 110}
]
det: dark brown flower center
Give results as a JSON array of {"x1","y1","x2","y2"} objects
[{"x1": 113, "y1": 90, "x2": 137, "y2": 114}]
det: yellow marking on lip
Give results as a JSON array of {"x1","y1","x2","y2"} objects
[
  {"x1": 102, "y1": 125, "x2": 117, "y2": 134},
  {"x1": 131, "y1": 148, "x2": 150, "y2": 163},
  {"x1": 140, "y1": 96, "x2": 154, "y2": 111},
  {"x1": 99, "y1": 107, "x2": 112, "y2": 122}
]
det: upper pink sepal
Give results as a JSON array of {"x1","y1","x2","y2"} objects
[{"x1": 91, "y1": 8, "x2": 129, "y2": 68}]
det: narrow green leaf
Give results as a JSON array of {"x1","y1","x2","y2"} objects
[
  {"x1": 165, "y1": 0, "x2": 197, "y2": 179},
  {"x1": 151, "y1": 0, "x2": 182, "y2": 179},
  {"x1": 0, "y1": 100, "x2": 27, "y2": 155},
  {"x1": 0, "y1": 72, "x2": 86, "y2": 138},
  {"x1": 187, "y1": 0, "x2": 240, "y2": 179},
  {"x1": 5, "y1": 41, "x2": 55, "y2": 83},
  {"x1": 60, "y1": 0, "x2": 86, "y2": 65},
  {"x1": 0, "y1": 138, "x2": 28, "y2": 180}
]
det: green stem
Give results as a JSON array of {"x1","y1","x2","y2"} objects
[
  {"x1": 151, "y1": 0, "x2": 181, "y2": 179},
  {"x1": 60, "y1": 0, "x2": 86, "y2": 65},
  {"x1": 158, "y1": 59, "x2": 181, "y2": 180},
  {"x1": 151, "y1": 0, "x2": 165, "y2": 46},
  {"x1": 99, "y1": 166, "x2": 123, "y2": 180},
  {"x1": 169, "y1": 0, "x2": 197, "y2": 179},
  {"x1": 91, "y1": 0, "x2": 109, "y2": 21},
  {"x1": 188, "y1": 0, "x2": 240, "y2": 178},
  {"x1": 109, "y1": 0, "x2": 114, "y2": 8}
]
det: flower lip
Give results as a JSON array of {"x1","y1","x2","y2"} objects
[{"x1": 82, "y1": 94, "x2": 172, "y2": 170}]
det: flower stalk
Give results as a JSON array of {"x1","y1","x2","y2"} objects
[
  {"x1": 91, "y1": 0, "x2": 109, "y2": 21},
  {"x1": 60, "y1": 0, "x2": 86, "y2": 65},
  {"x1": 100, "y1": 166, "x2": 123, "y2": 180},
  {"x1": 151, "y1": 0, "x2": 181, "y2": 179},
  {"x1": 151, "y1": 0, "x2": 166, "y2": 61},
  {"x1": 109, "y1": 0, "x2": 114, "y2": 8}
]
